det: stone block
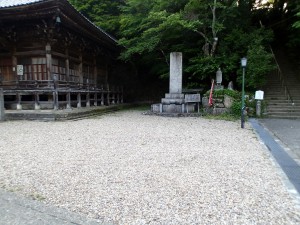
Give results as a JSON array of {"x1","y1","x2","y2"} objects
[
  {"x1": 185, "y1": 94, "x2": 201, "y2": 103},
  {"x1": 165, "y1": 93, "x2": 184, "y2": 99},
  {"x1": 184, "y1": 103, "x2": 196, "y2": 113},
  {"x1": 151, "y1": 103, "x2": 161, "y2": 113},
  {"x1": 224, "y1": 95, "x2": 234, "y2": 108},
  {"x1": 202, "y1": 97, "x2": 209, "y2": 107},
  {"x1": 213, "y1": 107, "x2": 228, "y2": 115},
  {"x1": 162, "y1": 104, "x2": 183, "y2": 113},
  {"x1": 161, "y1": 98, "x2": 185, "y2": 104}
]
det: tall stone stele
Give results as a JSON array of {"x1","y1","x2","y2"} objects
[
  {"x1": 151, "y1": 52, "x2": 185, "y2": 113},
  {"x1": 169, "y1": 52, "x2": 182, "y2": 94}
]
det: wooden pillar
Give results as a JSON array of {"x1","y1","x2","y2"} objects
[
  {"x1": 12, "y1": 46, "x2": 18, "y2": 83},
  {"x1": 86, "y1": 77, "x2": 90, "y2": 107},
  {"x1": 86, "y1": 81, "x2": 90, "y2": 108},
  {"x1": 101, "y1": 86, "x2": 104, "y2": 106},
  {"x1": 116, "y1": 86, "x2": 120, "y2": 104},
  {"x1": 77, "y1": 93, "x2": 81, "y2": 108},
  {"x1": 65, "y1": 48, "x2": 71, "y2": 110},
  {"x1": 94, "y1": 92, "x2": 98, "y2": 106},
  {"x1": 65, "y1": 49, "x2": 70, "y2": 84},
  {"x1": 46, "y1": 42, "x2": 55, "y2": 108},
  {"x1": 66, "y1": 92, "x2": 71, "y2": 109},
  {"x1": 16, "y1": 92, "x2": 22, "y2": 110},
  {"x1": 79, "y1": 53, "x2": 83, "y2": 87},
  {"x1": 53, "y1": 92, "x2": 58, "y2": 110},
  {"x1": 104, "y1": 58, "x2": 108, "y2": 84},
  {"x1": 106, "y1": 84, "x2": 110, "y2": 106},
  {"x1": 93, "y1": 56, "x2": 97, "y2": 88},
  {"x1": 34, "y1": 92, "x2": 40, "y2": 110},
  {"x1": 46, "y1": 43, "x2": 52, "y2": 81},
  {"x1": 121, "y1": 87, "x2": 124, "y2": 103},
  {"x1": 86, "y1": 93, "x2": 90, "y2": 107},
  {"x1": 111, "y1": 86, "x2": 115, "y2": 104},
  {"x1": 0, "y1": 88, "x2": 5, "y2": 121}
]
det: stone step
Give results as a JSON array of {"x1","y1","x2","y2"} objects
[
  {"x1": 267, "y1": 114, "x2": 300, "y2": 119},
  {"x1": 264, "y1": 48, "x2": 300, "y2": 118},
  {"x1": 265, "y1": 97, "x2": 290, "y2": 101},
  {"x1": 267, "y1": 103, "x2": 300, "y2": 107},
  {"x1": 267, "y1": 108, "x2": 299, "y2": 111},
  {"x1": 267, "y1": 110, "x2": 300, "y2": 115},
  {"x1": 266, "y1": 101, "x2": 300, "y2": 105}
]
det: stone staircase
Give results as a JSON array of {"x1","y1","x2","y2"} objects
[{"x1": 264, "y1": 49, "x2": 300, "y2": 119}]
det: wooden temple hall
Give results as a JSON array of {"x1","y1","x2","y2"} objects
[{"x1": 0, "y1": 0, "x2": 123, "y2": 111}]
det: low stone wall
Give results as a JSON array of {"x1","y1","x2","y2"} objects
[{"x1": 202, "y1": 95, "x2": 234, "y2": 115}]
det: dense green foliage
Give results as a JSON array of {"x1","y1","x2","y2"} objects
[
  {"x1": 69, "y1": 0, "x2": 299, "y2": 93},
  {"x1": 69, "y1": 0, "x2": 124, "y2": 35}
]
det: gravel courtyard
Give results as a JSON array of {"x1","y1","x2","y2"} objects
[{"x1": 0, "y1": 110, "x2": 300, "y2": 224}]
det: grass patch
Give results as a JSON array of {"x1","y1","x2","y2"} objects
[
  {"x1": 203, "y1": 113, "x2": 240, "y2": 121},
  {"x1": 30, "y1": 193, "x2": 46, "y2": 201}
]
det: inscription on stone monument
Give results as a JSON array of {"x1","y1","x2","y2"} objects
[{"x1": 169, "y1": 52, "x2": 182, "y2": 94}]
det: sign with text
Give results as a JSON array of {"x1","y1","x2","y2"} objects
[
  {"x1": 255, "y1": 90, "x2": 264, "y2": 100},
  {"x1": 185, "y1": 94, "x2": 201, "y2": 103},
  {"x1": 17, "y1": 65, "x2": 24, "y2": 76}
]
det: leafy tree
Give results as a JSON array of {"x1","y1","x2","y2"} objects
[
  {"x1": 118, "y1": 0, "x2": 275, "y2": 91},
  {"x1": 69, "y1": 0, "x2": 124, "y2": 36},
  {"x1": 69, "y1": 0, "x2": 281, "y2": 93}
]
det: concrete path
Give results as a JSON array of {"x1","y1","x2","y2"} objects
[
  {"x1": 250, "y1": 118, "x2": 300, "y2": 194},
  {"x1": 259, "y1": 118, "x2": 300, "y2": 161}
]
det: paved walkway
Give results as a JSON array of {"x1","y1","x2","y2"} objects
[
  {"x1": 259, "y1": 118, "x2": 300, "y2": 161},
  {"x1": 0, "y1": 118, "x2": 300, "y2": 224},
  {"x1": 251, "y1": 118, "x2": 300, "y2": 194}
]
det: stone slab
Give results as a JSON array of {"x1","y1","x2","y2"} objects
[
  {"x1": 151, "y1": 103, "x2": 161, "y2": 113},
  {"x1": 165, "y1": 93, "x2": 184, "y2": 99},
  {"x1": 185, "y1": 94, "x2": 201, "y2": 103},
  {"x1": 162, "y1": 104, "x2": 184, "y2": 113},
  {"x1": 161, "y1": 98, "x2": 185, "y2": 104}
]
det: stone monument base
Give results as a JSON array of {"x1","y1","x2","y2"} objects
[
  {"x1": 151, "y1": 93, "x2": 199, "y2": 114},
  {"x1": 151, "y1": 93, "x2": 185, "y2": 113}
]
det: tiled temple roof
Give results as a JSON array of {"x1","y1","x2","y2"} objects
[
  {"x1": 0, "y1": 0, "x2": 44, "y2": 8},
  {"x1": 0, "y1": 0, "x2": 117, "y2": 44}
]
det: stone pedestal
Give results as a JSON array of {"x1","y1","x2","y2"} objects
[
  {"x1": 160, "y1": 93, "x2": 185, "y2": 113},
  {"x1": 256, "y1": 100, "x2": 261, "y2": 117}
]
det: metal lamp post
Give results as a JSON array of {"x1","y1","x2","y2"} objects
[{"x1": 241, "y1": 57, "x2": 247, "y2": 128}]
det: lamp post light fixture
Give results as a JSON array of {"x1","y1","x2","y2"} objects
[{"x1": 241, "y1": 57, "x2": 247, "y2": 128}]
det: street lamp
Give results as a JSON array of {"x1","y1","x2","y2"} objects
[{"x1": 241, "y1": 57, "x2": 247, "y2": 128}]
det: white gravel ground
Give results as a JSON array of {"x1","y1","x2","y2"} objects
[{"x1": 0, "y1": 110, "x2": 300, "y2": 224}]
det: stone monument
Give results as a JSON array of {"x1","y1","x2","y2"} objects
[
  {"x1": 151, "y1": 52, "x2": 185, "y2": 113},
  {"x1": 215, "y1": 68, "x2": 224, "y2": 90}
]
